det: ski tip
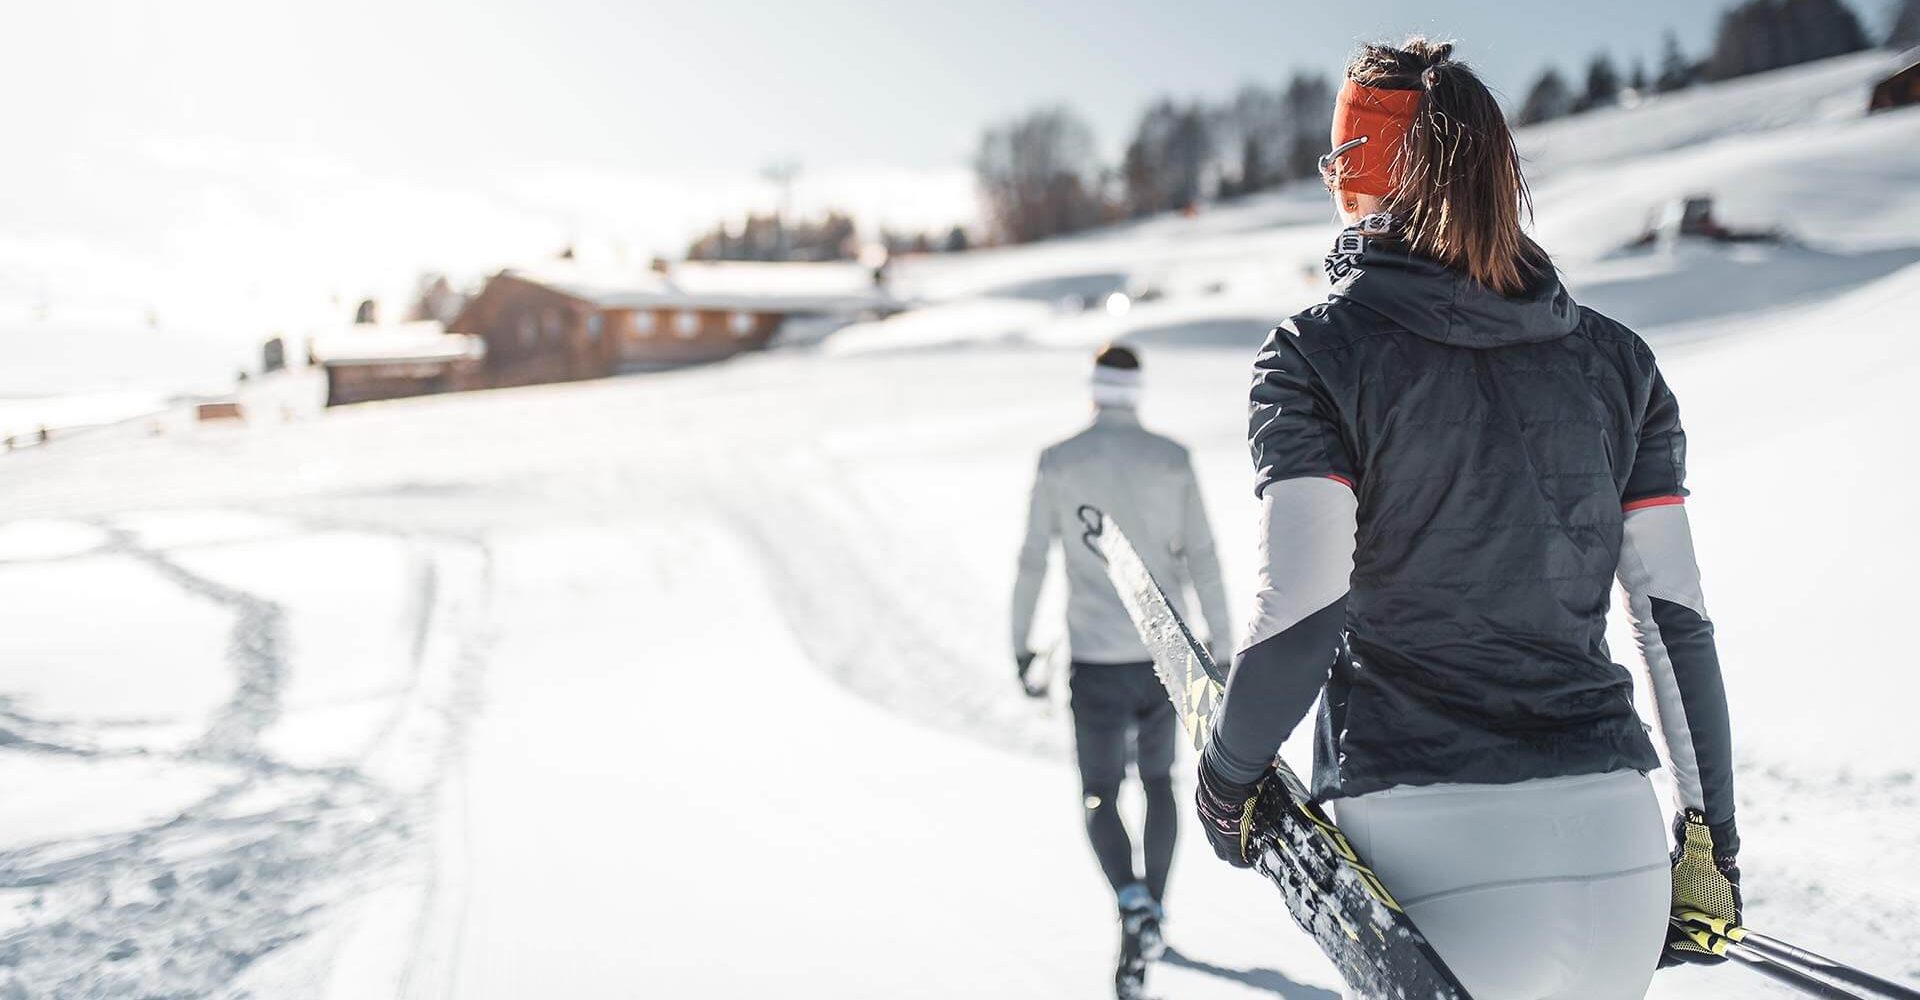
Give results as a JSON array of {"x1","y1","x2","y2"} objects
[{"x1": 1077, "y1": 504, "x2": 1109, "y2": 560}]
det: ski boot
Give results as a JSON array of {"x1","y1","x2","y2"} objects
[
  {"x1": 1115, "y1": 883, "x2": 1161, "y2": 999},
  {"x1": 1118, "y1": 882, "x2": 1165, "y2": 961},
  {"x1": 1115, "y1": 939, "x2": 1148, "y2": 1000}
]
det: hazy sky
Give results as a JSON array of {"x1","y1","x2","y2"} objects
[
  {"x1": 15, "y1": 0, "x2": 1813, "y2": 172},
  {"x1": 1, "y1": 0, "x2": 1884, "y2": 362}
]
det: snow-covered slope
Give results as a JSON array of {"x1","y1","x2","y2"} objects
[
  {"x1": 3, "y1": 53, "x2": 1919, "y2": 999},
  {"x1": 865, "y1": 49, "x2": 1920, "y2": 358},
  {"x1": 1517, "y1": 50, "x2": 1900, "y2": 175}
]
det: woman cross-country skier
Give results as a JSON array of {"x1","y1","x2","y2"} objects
[{"x1": 1194, "y1": 39, "x2": 1742, "y2": 1000}]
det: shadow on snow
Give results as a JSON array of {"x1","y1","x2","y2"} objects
[{"x1": 1162, "y1": 946, "x2": 1342, "y2": 999}]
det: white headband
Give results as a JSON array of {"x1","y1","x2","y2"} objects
[{"x1": 1092, "y1": 365, "x2": 1140, "y2": 408}]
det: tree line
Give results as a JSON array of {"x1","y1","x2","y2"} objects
[
  {"x1": 980, "y1": 0, "x2": 1915, "y2": 245},
  {"x1": 684, "y1": 210, "x2": 970, "y2": 262},
  {"x1": 693, "y1": 0, "x2": 1918, "y2": 254},
  {"x1": 1519, "y1": 0, "x2": 1911, "y2": 126},
  {"x1": 975, "y1": 74, "x2": 1336, "y2": 245}
]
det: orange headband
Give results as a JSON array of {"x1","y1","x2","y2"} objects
[{"x1": 1328, "y1": 80, "x2": 1422, "y2": 198}]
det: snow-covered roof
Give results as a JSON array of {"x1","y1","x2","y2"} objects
[
  {"x1": 506, "y1": 260, "x2": 897, "y2": 315},
  {"x1": 308, "y1": 320, "x2": 485, "y2": 367}
]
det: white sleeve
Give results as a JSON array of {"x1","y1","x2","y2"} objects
[
  {"x1": 1618, "y1": 502, "x2": 1737, "y2": 842},
  {"x1": 1010, "y1": 457, "x2": 1054, "y2": 654},
  {"x1": 1204, "y1": 477, "x2": 1357, "y2": 784}
]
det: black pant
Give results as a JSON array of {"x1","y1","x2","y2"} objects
[{"x1": 1069, "y1": 660, "x2": 1178, "y2": 904}]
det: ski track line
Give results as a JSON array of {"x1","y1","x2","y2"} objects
[
  {"x1": 105, "y1": 526, "x2": 288, "y2": 762},
  {"x1": 706, "y1": 474, "x2": 1065, "y2": 763},
  {"x1": 394, "y1": 545, "x2": 492, "y2": 1000},
  {"x1": 0, "y1": 519, "x2": 493, "y2": 1000}
]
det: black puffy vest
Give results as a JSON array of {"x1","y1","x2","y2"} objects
[{"x1": 1251, "y1": 228, "x2": 1683, "y2": 799}]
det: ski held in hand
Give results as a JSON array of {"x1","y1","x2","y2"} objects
[{"x1": 1080, "y1": 504, "x2": 1473, "y2": 1000}]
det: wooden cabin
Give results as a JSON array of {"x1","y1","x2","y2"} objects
[
  {"x1": 444, "y1": 273, "x2": 607, "y2": 388},
  {"x1": 1869, "y1": 58, "x2": 1920, "y2": 114},
  {"x1": 451, "y1": 260, "x2": 895, "y2": 385}
]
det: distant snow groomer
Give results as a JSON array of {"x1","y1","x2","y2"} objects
[
  {"x1": 1011, "y1": 344, "x2": 1231, "y2": 998},
  {"x1": 1193, "y1": 39, "x2": 1741, "y2": 1000}
]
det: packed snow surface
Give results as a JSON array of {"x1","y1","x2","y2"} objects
[{"x1": 3, "y1": 54, "x2": 1918, "y2": 999}]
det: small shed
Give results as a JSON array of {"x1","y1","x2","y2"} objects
[
  {"x1": 1869, "y1": 58, "x2": 1920, "y2": 113},
  {"x1": 307, "y1": 321, "x2": 487, "y2": 406}
]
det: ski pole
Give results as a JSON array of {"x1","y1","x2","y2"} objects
[
  {"x1": 1725, "y1": 945, "x2": 1871, "y2": 1000},
  {"x1": 1732, "y1": 931, "x2": 1920, "y2": 1000},
  {"x1": 1673, "y1": 916, "x2": 1920, "y2": 1000}
]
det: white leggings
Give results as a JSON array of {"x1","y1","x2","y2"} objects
[{"x1": 1331, "y1": 770, "x2": 1670, "y2": 1000}]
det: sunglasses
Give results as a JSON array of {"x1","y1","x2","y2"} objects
[{"x1": 1318, "y1": 135, "x2": 1369, "y2": 188}]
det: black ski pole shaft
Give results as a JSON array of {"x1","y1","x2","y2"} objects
[
  {"x1": 1727, "y1": 945, "x2": 1872, "y2": 1000},
  {"x1": 1736, "y1": 931, "x2": 1920, "y2": 1000}
]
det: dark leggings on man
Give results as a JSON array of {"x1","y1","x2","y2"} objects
[{"x1": 1069, "y1": 660, "x2": 1179, "y2": 902}]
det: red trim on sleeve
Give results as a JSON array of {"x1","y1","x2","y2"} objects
[
  {"x1": 1622, "y1": 495, "x2": 1685, "y2": 513},
  {"x1": 1326, "y1": 474, "x2": 1355, "y2": 491}
]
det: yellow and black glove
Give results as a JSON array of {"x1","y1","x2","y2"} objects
[{"x1": 1663, "y1": 810, "x2": 1743, "y2": 967}]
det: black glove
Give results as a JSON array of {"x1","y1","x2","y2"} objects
[
  {"x1": 1015, "y1": 650, "x2": 1045, "y2": 698},
  {"x1": 1662, "y1": 810, "x2": 1743, "y2": 967},
  {"x1": 1195, "y1": 748, "x2": 1263, "y2": 868}
]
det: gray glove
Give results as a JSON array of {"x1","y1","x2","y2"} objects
[{"x1": 1016, "y1": 650, "x2": 1046, "y2": 697}]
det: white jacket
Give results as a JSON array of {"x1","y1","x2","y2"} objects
[{"x1": 1012, "y1": 405, "x2": 1231, "y2": 664}]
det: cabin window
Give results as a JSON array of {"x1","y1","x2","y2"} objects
[
  {"x1": 674, "y1": 310, "x2": 701, "y2": 339},
  {"x1": 729, "y1": 311, "x2": 756, "y2": 337},
  {"x1": 586, "y1": 314, "x2": 603, "y2": 340},
  {"x1": 632, "y1": 310, "x2": 656, "y2": 337},
  {"x1": 517, "y1": 314, "x2": 537, "y2": 347},
  {"x1": 543, "y1": 309, "x2": 563, "y2": 340}
]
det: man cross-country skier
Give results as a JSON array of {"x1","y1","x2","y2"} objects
[
  {"x1": 1193, "y1": 39, "x2": 1742, "y2": 1000},
  {"x1": 1011, "y1": 343, "x2": 1232, "y2": 999}
]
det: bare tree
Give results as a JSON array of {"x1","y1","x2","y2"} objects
[
  {"x1": 1219, "y1": 84, "x2": 1288, "y2": 196},
  {"x1": 1123, "y1": 100, "x2": 1216, "y2": 216},
  {"x1": 974, "y1": 107, "x2": 1106, "y2": 244},
  {"x1": 761, "y1": 160, "x2": 801, "y2": 261},
  {"x1": 1279, "y1": 74, "x2": 1335, "y2": 180},
  {"x1": 406, "y1": 273, "x2": 466, "y2": 325},
  {"x1": 1706, "y1": 0, "x2": 1869, "y2": 80}
]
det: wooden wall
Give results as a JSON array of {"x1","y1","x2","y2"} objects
[
  {"x1": 1870, "y1": 63, "x2": 1920, "y2": 112},
  {"x1": 608, "y1": 307, "x2": 780, "y2": 370},
  {"x1": 449, "y1": 273, "x2": 787, "y2": 386},
  {"x1": 451, "y1": 275, "x2": 616, "y2": 388},
  {"x1": 325, "y1": 359, "x2": 485, "y2": 407}
]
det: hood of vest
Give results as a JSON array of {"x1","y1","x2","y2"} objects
[{"x1": 1323, "y1": 224, "x2": 1579, "y2": 348}]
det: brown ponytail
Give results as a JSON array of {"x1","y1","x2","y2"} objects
[{"x1": 1348, "y1": 39, "x2": 1548, "y2": 296}]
